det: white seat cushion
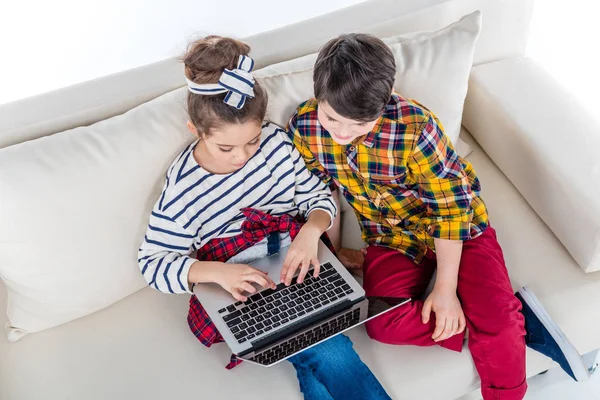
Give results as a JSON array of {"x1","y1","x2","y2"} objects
[{"x1": 6, "y1": 127, "x2": 590, "y2": 400}]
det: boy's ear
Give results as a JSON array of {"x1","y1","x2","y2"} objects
[{"x1": 186, "y1": 121, "x2": 201, "y2": 138}]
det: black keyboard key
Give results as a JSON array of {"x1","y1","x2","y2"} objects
[
  {"x1": 249, "y1": 310, "x2": 258, "y2": 318},
  {"x1": 289, "y1": 286, "x2": 299, "y2": 292},
  {"x1": 337, "y1": 293, "x2": 345, "y2": 299},
  {"x1": 323, "y1": 299, "x2": 330, "y2": 305},
  {"x1": 310, "y1": 291, "x2": 320, "y2": 298},
  {"x1": 295, "y1": 304, "x2": 305, "y2": 311},
  {"x1": 298, "y1": 311, "x2": 306, "y2": 316},
  {"x1": 280, "y1": 311, "x2": 289, "y2": 319},
  {"x1": 302, "y1": 294, "x2": 312, "y2": 302},
  {"x1": 326, "y1": 284, "x2": 335, "y2": 291},
  {"x1": 276, "y1": 282, "x2": 287, "y2": 291},
  {"x1": 261, "y1": 288, "x2": 276, "y2": 297},
  {"x1": 319, "y1": 269, "x2": 336, "y2": 279},
  {"x1": 264, "y1": 326, "x2": 273, "y2": 332},
  {"x1": 218, "y1": 308, "x2": 227, "y2": 314},
  {"x1": 226, "y1": 317, "x2": 242, "y2": 327},
  {"x1": 327, "y1": 274, "x2": 341, "y2": 283},
  {"x1": 255, "y1": 315, "x2": 265, "y2": 323},
  {"x1": 334, "y1": 288, "x2": 344, "y2": 295},
  {"x1": 257, "y1": 307, "x2": 266, "y2": 314},
  {"x1": 314, "y1": 303, "x2": 322, "y2": 309},
  {"x1": 297, "y1": 289, "x2": 306, "y2": 296},
  {"x1": 289, "y1": 314, "x2": 298, "y2": 320},
  {"x1": 263, "y1": 311, "x2": 272, "y2": 319},
  {"x1": 311, "y1": 298, "x2": 319, "y2": 305},
  {"x1": 272, "y1": 308, "x2": 281, "y2": 315},
  {"x1": 223, "y1": 310, "x2": 241, "y2": 322},
  {"x1": 234, "y1": 331, "x2": 246, "y2": 340},
  {"x1": 255, "y1": 322, "x2": 265, "y2": 330},
  {"x1": 256, "y1": 329, "x2": 264, "y2": 336},
  {"x1": 281, "y1": 318, "x2": 289, "y2": 324},
  {"x1": 249, "y1": 293, "x2": 262, "y2": 302},
  {"x1": 273, "y1": 293, "x2": 282, "y2": 299},
  {"x1": 241, "y1": 314, "x2": 250, "y2": 321},
  {"x1": 238, "y1": 322, "x2": 248, "y2": 330},
  {"x1": 227, "y1": 305, "x2": 237, "y2": 313},
  {"x1": 234, "y1": 301, "x2": 242, "y2": 306},
  {"x1": 265, "y1": 304, "x2": 274, "y2": 310},
  {"x1": 247, "y1": 326, "x2": 256, "y2": 334},
  {"x1": 290, "y1": 293, "x2": 299, "y2": 300},
  {"x1": 318, "y1": 287, "x2": 327, "y2": 294},
  {"x1": 345, "y1": 288, "x2": 354, "y2": 294},
  {"x1": 305, "y1": 307, "x2": 314, "y2": 313},
  {"x1": 272, "y1": 315, "x2": 281, "y2": 323},
  {"x1": 282, "y1": 296, "x2": 291, "y2": 303},
  {"x1": 342, "y1": 284, "x2": 351, "y2": 291},
  {"x1": 231, "y1": 326, "x2": 240, "y2": 334},
  {"x1": 333, "y1": 279, "x2": 345, "y2": 287},
  {"x1": 326, "y1": 292, "x2": 336, "y2": 299},
  {"x1": 322, "y1": 262, "x2": 333, "y2": 271},
  {"x1": 318, "y1": 294, "x2": 328, "y2": 301},
  {"x1": 249, "y1": 303, "x2": 259, "y2": 310},
  {"x1": 257, "y1": 299, "x2": 266, "y2": 306},
  {"x1": 248, "y1": 333, "x2": 256, "y2": 339},
  {"x1": 239, "y1": 337, "x2": 247, "y2": 343},
  {"x1": 241, "y1": 307, "x2": 251, "y2": 314},
  {"x1": 281, "y1": 289, "x2": 290, "y2": 296},
  {"x1": 244, "y1": 297, "x2": 253, "y2": 305},
  {"x1": 274, "y1": 300, "x2": 282, "y2": 307},
  {"x1": 280, "y1": 305, "x2": 289, "y2": 312},
  {"x1": 273, "y1": 322, "x2": 281, "y2": 328}
]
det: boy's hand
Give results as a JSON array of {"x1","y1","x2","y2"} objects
[
  {"x1": 211, "y1": 263, "x2": 276, "y2": 302},
  {"x1": 337, "y1": 247, "x2": 367, "y2": 270},
  {"x1": 422, "y1": 286, "x2": 466, "y2": 342},
  {"x1": 281, "y1": 224, "x2": 321, "y2": 286}
]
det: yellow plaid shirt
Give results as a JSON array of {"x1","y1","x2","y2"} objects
[{"x1": 288, "y1": 94, "x2": 489, "y2": 262}]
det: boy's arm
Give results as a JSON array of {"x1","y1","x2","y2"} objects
[{"x1": 408, "y1": 113, "x2": 471, "y2": 341}]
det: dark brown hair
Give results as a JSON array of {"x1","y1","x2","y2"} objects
[
  {"x1": 182, "y1": 35, "x2": 267, "y2": 136},
  {"x1": 313, "y1": 33, "x2": 395, "y2": 121}
]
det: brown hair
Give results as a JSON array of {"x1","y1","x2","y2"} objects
[
  {"x1": 313, "y1": 33, "x2": 395, "y2": 121},
  {"x1": 182, "y1": 35, "x2": 267, "y2": 136}
]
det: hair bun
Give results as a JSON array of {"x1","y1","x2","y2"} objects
[{"x1": 183, "y1": 35, "x2": 251, "y2": 84}]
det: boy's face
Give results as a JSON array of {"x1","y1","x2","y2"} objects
[{"x1": 317, "y1": 101, "x2": 380, "y2": 145}]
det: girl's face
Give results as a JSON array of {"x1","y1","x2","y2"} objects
[
  {"x1": 317, "y1": 101, "x2": 380, "y2": 146},
  {"x1": 188, "y1": 120, "x2": 262, "y2": 174}
]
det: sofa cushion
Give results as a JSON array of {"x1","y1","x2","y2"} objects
[
  {"x1": 255, "y1": 11, "x2": 482, "y2": 147},
  {"x1": 463, "y1": 58, "x2": 600, "y2": 273},
  {"x1": 0, "y1": 88, "x2": 192, "y2": 340},
  {"x1": 1, "y1": 128, "x2": 572, "y2": 400}
]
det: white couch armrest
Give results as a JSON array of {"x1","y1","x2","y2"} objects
[{"x1": 463, "y1": 57, "x2": 600, "y2": 272}]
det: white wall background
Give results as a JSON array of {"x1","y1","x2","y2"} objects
[
  {"x1": 0, "y1": 0, "x2": 366, "y2": 106},
  {"x1": 1, "y1": 0, "x2": 599, "y2": 122}
]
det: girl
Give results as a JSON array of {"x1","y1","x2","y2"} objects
[{"x1": 138, "y1": 36, "x2": 391, "y2": 400}]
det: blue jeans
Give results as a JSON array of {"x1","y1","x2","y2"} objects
[{"x1": 288, "y1": 334, "x2": 391, "y2": 400}]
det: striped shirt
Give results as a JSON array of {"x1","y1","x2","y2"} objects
[{"x1": 138, "y1": 123, "x2": 337, "y2": 294}]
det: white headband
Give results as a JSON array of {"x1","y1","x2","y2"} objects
[{"x1": 186, "y1": 55, "x2": 255, "y2": 110}]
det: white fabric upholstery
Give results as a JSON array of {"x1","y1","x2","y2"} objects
[
  {"x1": 0, "y1": 88, "x2": 192, "y2": 340},
  {"x1": 463, "y1": 57, "x2": 600, "y2": 273},
  {"x1": 2, "y1": 128, "x2": 580, "y2": 400},
  {"x1": 255, "y1": 12, "x2": 481, "y2": 146},
  {"x1": 0, "y1": 0, "x2": 532, "y2": 150}
]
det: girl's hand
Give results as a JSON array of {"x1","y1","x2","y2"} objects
[
  {"x1": 211, "y1": 263, "x2": 276, "y2": 302},
  {"x1": 422, "y1": 286, "x2": 466, "y2": 342},
  {"x1": 281, "y1": 224, "x2": 321, "y2": 286}
]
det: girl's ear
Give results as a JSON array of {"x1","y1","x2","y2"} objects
[{"x1": 187, "y1": 120, "x2": 201, "y2": 138}]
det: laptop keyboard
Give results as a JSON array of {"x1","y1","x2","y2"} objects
[
  {"x1": 252, "y1": 308, "x2": 361, "y2": 365},
  {"x1": 217, "y1": 262, "x2": 354, "y2": 344}
]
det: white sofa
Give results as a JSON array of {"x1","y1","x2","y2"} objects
[{"x1": 2, "y1": 0, "x2": 600, "y2": 399}]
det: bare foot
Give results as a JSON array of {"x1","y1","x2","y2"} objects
[{"x1": 337, "y1": 248, "x2": 366, "y2": 277}]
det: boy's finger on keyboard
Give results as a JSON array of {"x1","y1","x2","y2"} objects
[
  {"x1": 246, "y1": 273, "x2": 269, "y2": 289},
  {"x1": 284, "y1": 256, "x2": 301, "y2": 285},
  {"x1": 231, "y1": 288, "x2": 247, "y2": 302}
]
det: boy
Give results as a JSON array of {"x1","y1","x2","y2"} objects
[{"x1": 287, "y1": 33, "x2": 587, "y2": 400}]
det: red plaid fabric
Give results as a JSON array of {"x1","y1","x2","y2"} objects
[{"x1": 187, "y1": 208, "x2": 335, "y2": 369}]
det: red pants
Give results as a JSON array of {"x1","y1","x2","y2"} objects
[{"x1": 364, "y1": 227, "x2": 527, "y2": 400}]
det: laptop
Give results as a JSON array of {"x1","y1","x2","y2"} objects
[{"x1": 193, "y1": 240, "x2": 410, "y2": 367}]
